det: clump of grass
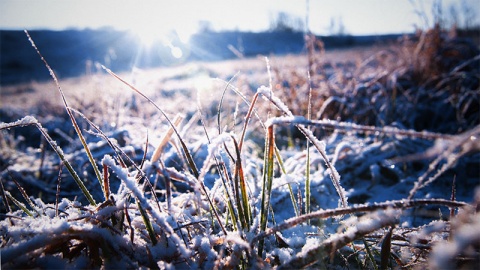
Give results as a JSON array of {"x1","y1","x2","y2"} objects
[
  {"x1": 270, "y1": 25, "x2": 479, "y2": 136},
  {"x1": 1, "y1": 27, "x2": 479, "y2": 269}
]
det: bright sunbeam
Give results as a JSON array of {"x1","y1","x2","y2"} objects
[
  {"x1": 175, "y1": 25, "x2": 197, "y2": 44},
  {"x1": 129, "y1": 24, "x2": 164, "y2": 48},
  {"x1": 127, "y1": 24, "x2": 193, "y2": 68},
  {"x1": 135, "y1": 29, "x2": 158, "y2": 48},
  {"x1": 133, "y1": 26, "x2": 195, "y2": 49}
]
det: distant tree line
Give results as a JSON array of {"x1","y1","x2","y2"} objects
[
  {"x1": 267, "y1": 1, "x2": 478, "y2": 36},
  {"x1": 410, "y1": 0, "x2": 478, "y2": 31}
]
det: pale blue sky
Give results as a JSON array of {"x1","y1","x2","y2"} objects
[{"x1": 1, "y1": 0, "x2": 478, "y2": 37}]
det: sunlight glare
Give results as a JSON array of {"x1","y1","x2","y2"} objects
[
  {"x1": 129, "y1": 23, "x2": 191, "y2": 60},
  {"x1": 132, "y1": 26, "x2": 162, "y2": 48},
  {"x1": 175, "y1": 25, "x2": 197, "y2": 44},
  {"x1": 170, "y1": 46, "x2": 183, "y2": 59}
]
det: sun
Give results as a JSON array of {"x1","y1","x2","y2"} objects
[
  {"x1": 130, "y1": 25, "x2": 197, "y2": 62},
  {"x1": 136, "y1": 29, "x2": 158, "y2": 47},
  {"x1": 129, "y1": 25, "x2": 163, "y2": 48},
  {"x1": 129, "y1": 24, "x2": 195, "y2": 50},
  {"x1": 174, "y1": 24, "x2": 197, "y2": 44}
]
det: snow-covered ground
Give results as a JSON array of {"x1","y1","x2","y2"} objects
[{"x1": 1, "y1": 30, "x2": 479, "y2": 268}]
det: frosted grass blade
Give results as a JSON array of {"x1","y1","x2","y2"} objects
[
  {"x1": 138, "y1": 201, "x2": 158, "y2": 245},
  {"x1": 258, "y1": 125, "x2": 275, "y2": 257},
  {"x1": 5, "y1": 192, "x2": 33, "y2": 217},
  {"x1": 0, "y1": 117, "x2": 96, "y2": 205},
  {"x1": 10, "y1": 174, "x2": 42, "y2": 216},
  {"x1": 25, "y1": 30, "x2": 104, "y2": 198},
  {"x1": 232, "y1": 136, "x2": 251, "y2": 230},
  {"x1": 102, "y1": 65, "x2": 200, "y2": 178}
]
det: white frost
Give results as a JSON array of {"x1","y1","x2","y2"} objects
[
  {"x1": 0, "y1": 115, "x2": 39, "y2": 130},
  {"x1": 264, "y1": 115, "x2": 308, "y2": 128},
  {"x1": 102, "y1": 155, "x2": 191, "y2": 258},
  {"x1": 257, "y1": 85, "x2": 293, "y2": 116}
]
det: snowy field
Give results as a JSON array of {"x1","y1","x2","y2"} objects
[{"x1": 1, "y1": 29, "x2": 479, "y2": 269}]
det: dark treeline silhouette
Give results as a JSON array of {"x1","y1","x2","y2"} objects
[{"x1": 1, "y1": 29, "x2": 402, "y2": 85}]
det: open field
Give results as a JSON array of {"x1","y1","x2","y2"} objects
[{"x1": 1, "y1": 29, "x2": 479, "y2": 269}]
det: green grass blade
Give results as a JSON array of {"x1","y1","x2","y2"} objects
[
  {"x1": 274, "y1": 147, "x2": 300, "y2": 217},
  {"x1": 137, "y1": 200, "x2": 158, "y2": 245},
  {"x1": 25, "y1": 31, "x2": 104, "y2": 196},
  {"x1": 219, "y1": 162, "x2": 239, "y2": 231},
  {"x1": 0, "y1": 117, "x2": 97, "y2": 206},
  {"x1": 232, "y1": 136, "x2": 251, "y2": 230},
  {"x1": 258, "y1": 125, "x2": 275, "y2": 257},
  {"x1": 66, "y1": 108, "x2": 104, "y2": 194},
  {"x1": 305, "y1": 142, "x2": 311, "y2": 217},
  {"x1": 5, "y1": 192, "x2": 33, "y2": 217},
  {"x1": 198, "y1": 107, "x2": 239, "y2": 230},
  {"x1": 239, "y1": 91, "x2": 300, "y2": 218},
  {"x1": 37, "y1": 124, "x2": 97, "y2": 206},
  {"x1": 55, "y1": 163, "x2": 64, "y2": 217},
  {"x1": 70, "y1": 108, "x2": 162, "y2": 211},
  {"x1": 9, "y1": 173, "x2": 42, "y2": 216},
  {"x1": 233, "y1": 167, "x2": 246, "y2": 231},
  {"x1": 362, "y1": 238, "x2": 379, "y2": 270}
]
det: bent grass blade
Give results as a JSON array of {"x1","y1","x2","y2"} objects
[
  {"x1": 25, "y1": 30, "x2": 104, "y2": 201},
  {"x1": 101, "y1": 66, "x2": 200, "y2": 178},
  {"x1": 0, "y1": 117, "x2": 96, "y2": 206}
]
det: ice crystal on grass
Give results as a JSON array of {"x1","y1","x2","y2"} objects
[
  {"x1": 102, "y1": 155, "x2": 190, "y2": 257},
  {"x1": 199, "y1": 132, "x2": 233, "y2": 180},
  {"x1": 0, "y1": 115, "x2": 38, "y2": 129},
  {"x1": 257, "y1": 85, "x2": 293, "y2": 117}
]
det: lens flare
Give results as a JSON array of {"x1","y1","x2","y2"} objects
[{"x1": 170, "y1": 46, "x2": 183, "y2": 59}]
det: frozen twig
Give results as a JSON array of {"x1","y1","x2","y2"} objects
[
  {"x1": 251, "y1": 198, "x2": 469, "y2": 244},
  {"x1": 277, "y1": 209, "x2": 400, "y2": 269}
]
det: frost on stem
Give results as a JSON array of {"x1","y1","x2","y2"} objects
[
  {"x1": 263, "y1": 114, "x2": 348, "y2": 208},
  {"x1": 299, "y1": 126, "x2": 347, "y2": 208},
  {"x1": 258, "y1": 85, "x2": 348, "y2": 208},
  {"x1": 278, "y1": 209, "x2": 400, "y2": 269},
  {"x1": 257, "y1": 85, "x2": 294, "y2": 117},
  {"x1": 408, "y1": 125, "x2": 480, "y2": 200},
  {"x1": 0, "y1": 115, "x2": 39, "y2": 129},
  {"x1": 101, "y1": 155, "x2": 191, "y2": 258},
  {"x1": 264, "y1": 115, "x2": 308, "y2": 128},
  {"x1": 198, "y1": 132, "x2": 233, "y2": 184}
]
